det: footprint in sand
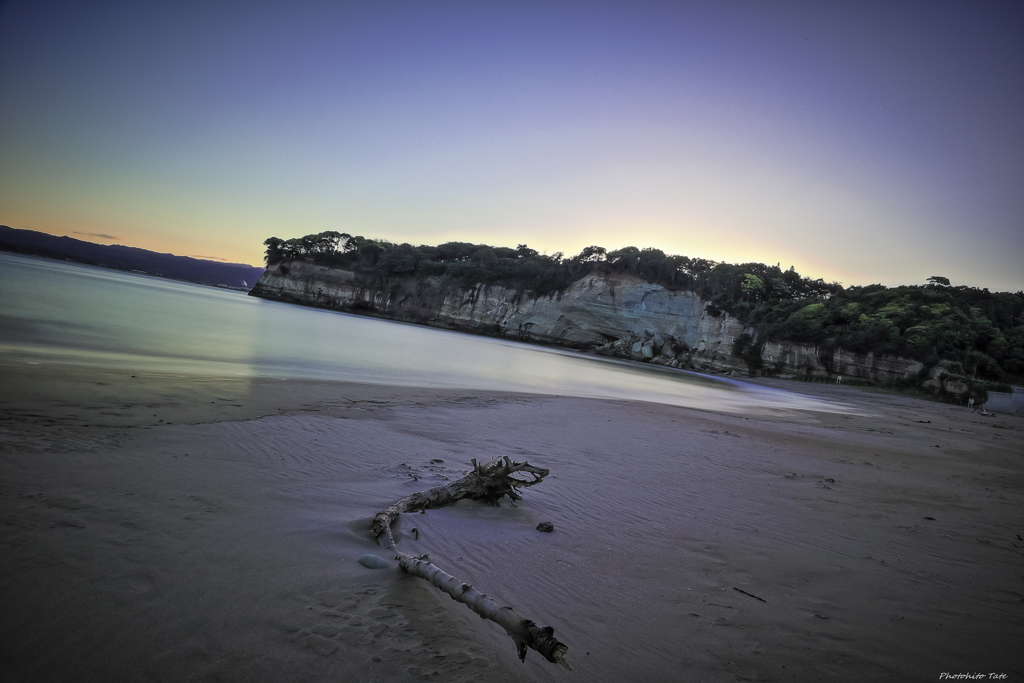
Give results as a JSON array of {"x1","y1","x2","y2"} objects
[
  {"x1": 338, "y1": 625, "x2": 364, "y2": 647},
  {"x1": 310, "y1": 624, "x2": 338, "y2": 637},
  {"x1": 287, "y1": 582, "x2": 506, "y2": 680},
  {"x1": 304, "y1": 634, "x2": 338, "y2": 656}
]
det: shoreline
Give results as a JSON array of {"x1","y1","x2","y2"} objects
[
  {"x1": 5, "y1": 250, "x2": 1018, "y2": 416},
  {"x1": 1, "y1": 363, "x2": 1021, "y2": 681}
]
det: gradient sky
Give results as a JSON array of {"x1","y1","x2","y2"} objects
[{"x1": 1, "y1": 1, "x2": 1022, "y2": 290}]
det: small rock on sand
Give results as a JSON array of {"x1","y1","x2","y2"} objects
[
  {"x1": 358, "y1": 554, "x2": 392, "y2": 569},
  {"x1": 536, "y1": 521, "x2": 554, "y2": 532}
]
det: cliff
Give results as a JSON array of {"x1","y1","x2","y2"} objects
[
  {"x1": 761, "y1": 342, "x2": 922, "y2": 383},
  {"x1": 250, "y1": 260, "x2": 926, "y2": 381}
]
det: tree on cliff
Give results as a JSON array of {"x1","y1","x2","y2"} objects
[
  {"x1": 263, "y1": 232, "x2": 353, "y2": 265},
  {"x1": 741, "y1": 274, "x2": 766, "y2": 301},
  {"x1": 263, "y1": 237, "x2": 286, "y2": 265}
]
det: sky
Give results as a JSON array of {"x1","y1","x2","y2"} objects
[{"x1": 1, "y1": 0, "x2": 1022, "y2": 290}]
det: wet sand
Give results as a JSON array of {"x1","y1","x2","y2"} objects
[{"x1": 1, "y1": 363, "x2": 1021, "y2": 682}]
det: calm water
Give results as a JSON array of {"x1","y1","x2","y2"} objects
[{"x1": 0, "y1": 252, "x2": 848, "y2": 414}]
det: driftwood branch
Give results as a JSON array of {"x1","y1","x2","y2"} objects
[
  {"x1": 397, "y1": 553, "x2": 571, "y2": 669},
  {"x1": 371, "y1": 457, "x2": 571, "y2": 670},
  {"x1": 371, "y1": 456, "x2": 550, "y2": 549}
]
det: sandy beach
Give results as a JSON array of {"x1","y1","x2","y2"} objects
[{"x1": 1, "y1": 363, "x2": 1021, "y2": 682}]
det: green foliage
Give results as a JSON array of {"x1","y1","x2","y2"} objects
[
  {"x1": 263, "y1": 232, "x2": 1024, "y2": 381},
  {"x1": 740, "y1": 274, "x2": 766, "y2": 301},
  {"x1": 265, "y1": 233, "x2": 575, "y2": 294},
  {"x1": 786, "y1": 303, "x2": 832, "y2": 343},
  {"x1": 264, "y1": 232, "x2": 354, "y2": 265},
  {"x1": 762, "y1": 283, "x2": 1024, "y2": 381}
]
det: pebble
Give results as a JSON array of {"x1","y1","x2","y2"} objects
[
  {"x1": 358, "y1": 554, "x2": 392, "y2": 569},
  {"x1": 536, "y1": 521, "x2": 554, "y2": 533}
]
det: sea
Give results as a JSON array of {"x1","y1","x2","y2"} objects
[{"x1": 0, "y1": 251, "x2": 847, "y2": 414}]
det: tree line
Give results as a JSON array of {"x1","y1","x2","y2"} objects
[{"x1": 263, "y1": 232, "x2": 1024, "y2": 381}]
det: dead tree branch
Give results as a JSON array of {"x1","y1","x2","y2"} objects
[
  {"x1": 371, "y1": 456, "x2": 550, "y2": 549},
  {"x1": 397, "y1": 553, "x2": 571, "y2": 669},
  {"x1": 371, "y1": 457, "x2": 571, "y2": 670}
]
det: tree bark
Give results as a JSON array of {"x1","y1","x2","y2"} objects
[{"x1": 371, "y1": 457, "x2": 572, "y2": 670}]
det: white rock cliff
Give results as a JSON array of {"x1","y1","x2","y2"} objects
[{"x1": 251, "y1": 260, "x2": 923, "y2": 381}]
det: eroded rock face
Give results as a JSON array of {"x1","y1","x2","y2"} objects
[
  {"x1": 250, "y1": 261, "x2": 926, "y2": 381},
  {"x1": 250, "y1": 262, "x2": 748, "y2": 373},
  {"x1": 761, "y1": 341, "x2": 924, "y2": 383}
]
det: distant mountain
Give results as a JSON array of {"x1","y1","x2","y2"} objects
[{"x1": 0, "y1": 226, "x2": 264, "y2": 289}]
